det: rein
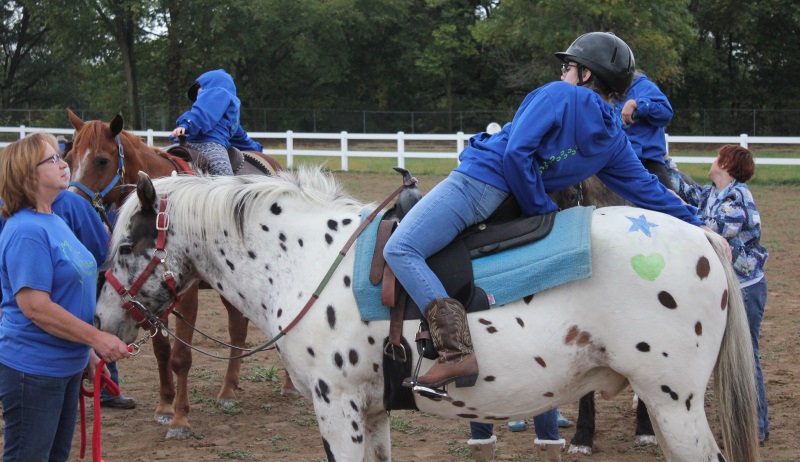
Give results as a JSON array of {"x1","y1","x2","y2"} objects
[{"x1": 107, "y1": 175, "x2": 418, "y2": 361}]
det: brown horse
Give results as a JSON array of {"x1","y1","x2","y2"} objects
[{"x1": 65, "y1": 108, "x2": 294, "y2": 439}]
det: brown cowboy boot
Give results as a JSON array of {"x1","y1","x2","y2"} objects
[{"x1": 406, "y1": 297, "x2": 478, "y2": 388}]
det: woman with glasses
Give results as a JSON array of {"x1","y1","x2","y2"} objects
[
  {"x1": 384, "y1": 32, "x2": 728, "y2": 461},
  {"x1": 0, "y1": 132, "x2": 131, "y2": 462}
]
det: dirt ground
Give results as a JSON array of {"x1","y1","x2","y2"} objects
[{"x1": 11, "y1": 173, "x2": 798, "y2": 461}]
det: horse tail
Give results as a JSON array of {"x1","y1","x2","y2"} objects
[{"x1": 707, "y1": 234, "x2": 760, "y2": 462}]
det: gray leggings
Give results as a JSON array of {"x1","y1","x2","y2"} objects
[{"x1": 188, "y1": 142, "x2": 233, "y2": 176}]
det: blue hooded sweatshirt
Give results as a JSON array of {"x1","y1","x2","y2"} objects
[
  {"x1": 613, "y1": 74, "x2": 673, "y2": 164},
  {"x1": 174, "y1": 69, "x2": 262, "y2": 152},
  {"x1": 455, "y1": 81, "x2": 701, "y2": 226}
]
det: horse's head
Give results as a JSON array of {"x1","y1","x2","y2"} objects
[
  {"x1": 66, "y1": 108, "x2": 133, "y2": 207},
  {"x1": 549, "y1": 184, "x2": 582, "y2": 210},
  {"x1": 96, "y1": 171, "x2": 193, "y2": 343}
]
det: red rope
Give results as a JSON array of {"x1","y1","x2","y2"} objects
[{"x1": 79, "y1": 353, "x2": 127, "y2": 461}]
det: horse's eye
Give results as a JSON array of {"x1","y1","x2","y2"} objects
[
  {"x1": 119, "y1": 245, "x2": 133, "y2": 255},
  {"x1": 97, "y1": 158, "x2": 110, "y2": 168}
]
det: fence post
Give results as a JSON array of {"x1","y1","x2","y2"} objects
[
  {"x1": 665, "y1": 133, "x2": 670, "y2": 154},
  {"x1": 740, "y1": 133, "x2": 748, "y2": 149},
  {"x1": 341, "y1": 131, "x2": 349, "y2": 171},
  {"x1": 19, "y1": 125, "x2": 26, "y2": 139},
  {"x1": 286, "y1": 131, "x2": 294, "y2": 169},
  {"x1": 397, "y1": 132, "x2": 405, "y2": 169},
  {"x1": 457, "y1": 132, "x2": 465, "y2": 161},
  {"x1": 146, "y1": 129, "x2": 154, "y2": 146}
]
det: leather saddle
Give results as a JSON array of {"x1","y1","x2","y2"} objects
[{"x1": 372, "y1": 193, "x2": 556, "y2": 320}]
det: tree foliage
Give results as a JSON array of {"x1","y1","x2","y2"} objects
[{"x1": 1, "y1": 0, "x2": 798, "y2": 134}]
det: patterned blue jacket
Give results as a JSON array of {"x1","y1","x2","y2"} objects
[{"x1": 673, "y1": 175, "x2": 768, "y2": 284}]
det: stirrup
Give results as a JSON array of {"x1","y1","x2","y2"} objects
[
  {"x1": 404, "y1": 354, "x2": 449, "y2": 397},
  {"x1": 412, "y1": 383, "x2": 448, "y2": 398}
]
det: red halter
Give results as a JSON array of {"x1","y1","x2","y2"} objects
[{"x1": 104, "y1": 195, "x2": 182, "y2": 329}]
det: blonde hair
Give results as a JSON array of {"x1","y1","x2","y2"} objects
[{"x1": 0, "y1": 132, "x2": 59, "y2": 219}]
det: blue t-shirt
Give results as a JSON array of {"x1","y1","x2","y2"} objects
[
  {"x1": 0, "y1": 209, "x2": 98, "y2": 377},
  {"x1": 0, "y1": 190, "x2": 108, "y2": 265},
  {"x1": 456, "y1": 81, "x2": 701, "y2": 226}
]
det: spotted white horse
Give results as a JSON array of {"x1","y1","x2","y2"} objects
[{"x1": 95, "y1": 170, "x2": 760, "y2": 462}]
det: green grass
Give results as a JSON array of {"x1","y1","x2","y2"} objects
[
  {"x1": 269, "y1": 149, "x2": 800, "y2": 185},
  {"x1": 217, "y1": 448, "x2": 254, "y2": 459},
  {"x1": 389, "y1": 413, "x2": 431, "y2": 435},
  {"x1": 245, "y1": 365, "x2": 280, "y2": 383},
  {"x1": 277, "y1": 154, "x2": 457, "y2": 175}
]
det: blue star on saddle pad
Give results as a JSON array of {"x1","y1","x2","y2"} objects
[
  {"x1": 352, "y1": 206, "x2": 594, "y2": 321},
  {"x1": 627, "y1": 214, "x2": 658, "y2": 237}
]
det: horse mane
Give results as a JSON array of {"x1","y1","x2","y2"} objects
[{"x1": 112, "y1": 166, "x2": 368, "y2": 247}]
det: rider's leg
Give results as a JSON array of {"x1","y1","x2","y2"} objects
[
  {"x1": 189, "y1": 142, "x2": 233, "y2": 176},
  {"x1": 384, "y1": 171, "x2": 507, "y2": 388}
]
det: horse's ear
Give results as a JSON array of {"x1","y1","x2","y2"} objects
[
  {"x1": 136, "y1": 171, "x2": 157, "y2": 208},
  {"x1": 66, "y1": 108, "x2": 84, "y2": 131},
  {"x1": 110, "y1": 113, "x2": 124, "y2": 137}
]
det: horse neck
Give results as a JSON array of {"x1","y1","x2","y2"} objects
[
  {"x1": 176, "y1": 201, "x2": 362, "y2": 337},
  {"x1": 123, "y1": 146, "x2": 185, "y2": 187}
]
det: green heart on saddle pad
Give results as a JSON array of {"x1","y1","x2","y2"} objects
[{"x1": 631, "y1": 254, "x2": 665, "y2": 281}]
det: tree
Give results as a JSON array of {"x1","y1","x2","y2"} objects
[
  {"x1": 0, "y1": 1, "x2": 80, "y2": 122},
  {"x1": 471, "y1": 0, "x2": 695, "y2": 97}
]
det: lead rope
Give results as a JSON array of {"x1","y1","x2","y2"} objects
[{"x1": 79, "y1": 337, "x2": 147, "y2": 461}]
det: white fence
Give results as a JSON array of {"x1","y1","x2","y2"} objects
[{"x1": 2, "y1": 126, "x2": 800, "y2": 169}]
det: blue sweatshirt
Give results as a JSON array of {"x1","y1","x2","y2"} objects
[
  {"x1": 174, "y1": 69, "x2": 263, "y2": 152},
  {"x1": 613, "y1": 74, "x2": 673, "y2": 164},
  {"x1": 456, "y1": 81, "x2": 701, "y2": 226}
]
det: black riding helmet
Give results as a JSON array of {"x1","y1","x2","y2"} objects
[{"x1": 554, "y1": 32, "x2": 635, "y2": 95}]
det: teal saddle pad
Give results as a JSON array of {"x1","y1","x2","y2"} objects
[{"x1": 352, "y1": 206, "x2": 595, "y2": 321}]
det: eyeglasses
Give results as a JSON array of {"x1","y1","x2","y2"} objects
[
  {"x1": 561, "y1": 62, "x2": 579, "y2": 76},
  {"x1": 36, "y1": 153, "x2": 63, "y2": 167}
]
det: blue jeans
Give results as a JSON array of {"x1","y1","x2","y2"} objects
[
  {"x1": 470, "y1": 408, "x2": 560, "y2": 440},
  {"x1": 0, "y1": 363, "x2": 82, "y2": 462},
  {"x1": 100, "y1": 360, "x2": 121, "y2": 402},
  {"x1": 384, "y1": 171, "x2": 508, "y2": 312},
  {"x1": 742, "y1": 277, "x2": 769, "y2": 439}
]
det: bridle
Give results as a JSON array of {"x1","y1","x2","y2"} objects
[
  {"x1": 69, "y1": 134, "x2": 128, "y2": 230},
  {"x1": 100, "y1": 189, "x2": 255, "y2": 359},
  {"x1": 103, "y1": 195, "x2": 183, "y2": 330}
]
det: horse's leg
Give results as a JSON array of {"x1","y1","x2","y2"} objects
[
  {"x1": 150, "y1": 323, "x2": 176, "y2": 425},
  {"x1": 218, "y1": 295, "x2": 246, "y2": 407},
  {"x1": 568, "y1": 392, "x2": 596, "y2": 455},
  {"x1": 364, "y1": 410, "x2": 391, "y2": 462},
  {"x1": 165, "y1": 282, "x2": 200, "y2": 439},
  {"x1": 645, "y1": 411, "x2": 673, "y2": 461},
  {"x1": 635, "y1": 390, "x2": 722, "y2": 461},
  {"x1": 634, "y1": 398, "x2": 657, "y2": 444},
  {"x1": 312, "y1": 388, "x2": 370, "y2": 461},
  {"x1": 281, "y1": 369, "x2": 301, "y2": 397}
]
